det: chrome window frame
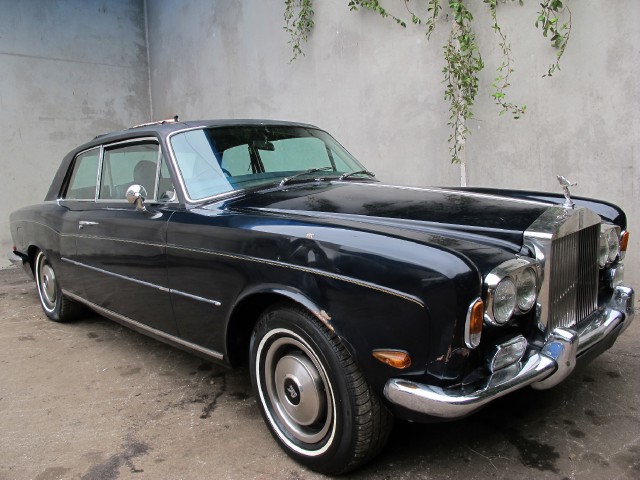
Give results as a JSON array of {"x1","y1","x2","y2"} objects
[
  {"x1": 61, "y1": 137, "x2": 178, "y2": 205},
  {"x1": 166, "y1": 125, "x2": 362, "y2": 205},
  {"x1": 97, "y1": 137, "x2": 162, "y2": 203},
  {"x1": 60, "y1": 146, "x2": 102, "y2": 201}
]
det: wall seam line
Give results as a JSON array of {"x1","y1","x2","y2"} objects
[{"x1": 143, "y1": 0, "x2": 153, "y2": 120}]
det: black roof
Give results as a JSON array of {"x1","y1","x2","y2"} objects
[{"x1": 83, "y1": 118, "x2": 319, "y2": 151}]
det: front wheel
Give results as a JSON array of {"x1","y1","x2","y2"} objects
[
  {"x1": 34, "y1": 250, "x2": 81, "y2": 322},
  {"x1": 250, "y1": 303, "x2": 392, "y2": 474}
]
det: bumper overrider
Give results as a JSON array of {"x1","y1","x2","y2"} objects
[
  {"x1": 8, "y1": 250, "x2": 33, "y2": 278},
  {"x1": 384, "y1": 285, "x2": 635, "y2": 419},
  {"x1": 8, "y1": 250, "x2": 24, "y2": 266}
]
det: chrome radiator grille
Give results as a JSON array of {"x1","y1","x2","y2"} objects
[{"x1": 548, "y1": 224, "x2": 600, "y2": 329}]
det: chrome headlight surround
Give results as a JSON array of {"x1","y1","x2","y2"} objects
[
  {"x1": 516, "y1": 266, "x2": 537, "y2": 311},
  {"x1": 484, "y1": 258, "x2": 542, "y2": 326},
  {"x1": 599, "y1": 224, "x2": 621, "y2": 267}
]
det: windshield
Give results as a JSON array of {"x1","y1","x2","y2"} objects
[{"x1": 169, "y1": 125, "x2": 369, "y2": 200}]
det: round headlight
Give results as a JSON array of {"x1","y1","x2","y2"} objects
[
  {"x1": 516, "y1": 268, "x2": 537, "y2": 312},
  {"x1": 493, "y1": 278, "x2": 517, "y2": 324},
  {"x1": 606, "y1": 228, "x2": 620, "y2": 263},
  {"x1": 598, "y1": 231, "x2": 609, "y2": 268}
]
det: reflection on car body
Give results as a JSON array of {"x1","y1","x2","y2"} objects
[{"x1": 9, "y1": 118, "x2": 634, "y2": 474}]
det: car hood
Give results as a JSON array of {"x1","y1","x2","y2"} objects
[{"x1": 226, "y1": 182, "x2": 552, "y2": 252}]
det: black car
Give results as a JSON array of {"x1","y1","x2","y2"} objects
[{"x1": 9, "y1": 119, "x2": 635, "y2": 474}]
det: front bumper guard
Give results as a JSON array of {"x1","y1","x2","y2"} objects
[
  {"x1": 7, "y1": 250, "x2": 32, "y2": 278},
  {"x1": 384, "y1": 285, "x2": 635, "y2": 419},
  {"x1": 7, "y1": 251, "x2": 25, "y2": 266}
]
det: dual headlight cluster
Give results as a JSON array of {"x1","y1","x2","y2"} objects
[
  {"x1": 484, "y1": 258, "x2": 541, "y2": 326},
  {"x1": 484, "y1": 224, "x2": 624, "y2": 327},
  {"x1": 599, "y1": 224, "x2": 621, "y2": 268},
  {"x1": 599, "y1": 224, "x2": 626, "y2": 289}
]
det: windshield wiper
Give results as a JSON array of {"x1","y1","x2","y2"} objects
[
  {"x1": 279, "y1": 167, "x2": 333, "y2": 186},
  {"x1": 338, "y1": 170, "x2": 376, "y2": 181}
]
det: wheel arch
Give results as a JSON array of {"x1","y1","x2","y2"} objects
[
  {"x1": 225, "y1": 286, "x2": 330, "y2": 367},
  {"x1": 27, "y1": 244, "x2": 46, "y2": 276}
]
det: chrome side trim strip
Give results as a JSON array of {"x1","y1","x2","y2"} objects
[
  {"x1": 171, "y1": 288, "x2": 222, "y2": 306},
  {"x1": 17, "y1": 219, "x2": 420, "y2": 307},
  {"x1": 61, "y1": 257, "x2": 222, "y2": 306},
  {"x1": 62, "y1": 289, "x2": 224, "y2": 361},
  {"x1": 73, "y1": 234, "x2": 164, "y2": 248},
  {"x1": 19, "y1": 216, "x2": 419, "y2": 307},
  {"x1": 165, "y1": 244, "x2": 424, "y2": 308},
  {"x1": 62, "y1": 257, "x2": 170, "y2": 292},
  {"x1": 16, "y1": 218, "x2": 158, "y2": 248},
  {"x1": 9, "y1": 220, "x2": 169, "y2": 247}
]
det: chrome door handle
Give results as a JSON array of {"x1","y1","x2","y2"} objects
[{"x1": 78, "y1": 220, "x2": 99, "y2": 230}]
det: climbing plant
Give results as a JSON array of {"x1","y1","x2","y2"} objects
[
  {"x1": 283, "y1": 0, "x2": 571, "y2": 173},
  {"x1": 284, "y1": 0, "x2": 315, "y2": 61}
]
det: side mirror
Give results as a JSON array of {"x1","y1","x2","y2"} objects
[{"x1": 126, "y1": 184, "x2": 148, "y2": 213}]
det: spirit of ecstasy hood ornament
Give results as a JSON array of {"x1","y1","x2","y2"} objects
[{"x1": 556, "y1": 175, "x2": 577, "y2": 209}]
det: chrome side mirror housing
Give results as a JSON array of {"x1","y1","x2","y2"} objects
[{"x1": 126, "y1": 184, "x2": 148, "y2": 213}]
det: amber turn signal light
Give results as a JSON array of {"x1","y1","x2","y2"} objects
[
  {"x1": 620, "y1": 231, "x2": 629, "y2": 252},
  {"x1": 372, "y1": 350, "x2": 412, "y2": 369},
  {"x1": 465, "y1": 298, "x2": 484, "y2": 349}
]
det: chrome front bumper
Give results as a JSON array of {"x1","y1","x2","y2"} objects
[
  {"x1": 384, "y1": 285, "x2": 635, "y2": 419},
  {"x1": 7, "y1": 251, "x2": 24, "y2": 266}
]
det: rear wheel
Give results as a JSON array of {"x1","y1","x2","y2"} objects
[
  {"x1": 34, "y1": 250, "x2": 81, "y2": 322},
  {"x1": 250, "y1": 303, "x2": 392, "y2": 474}
]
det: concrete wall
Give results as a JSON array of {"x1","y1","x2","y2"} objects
[
  {"x1": 1, "y1": 0, "x2": 637, "y2": 286},
  {"x1": 0, "y1": 0, "x2": 150, "y2": 266},
  {"x1": 146, "y1": 0, "x2": 639, "y2": 286}
]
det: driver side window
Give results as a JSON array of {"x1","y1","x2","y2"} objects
[{"x1": 99, "y1": 142, "x2": 160, "y2": 201}]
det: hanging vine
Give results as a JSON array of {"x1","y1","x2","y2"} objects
[
  {"x1": 536, "y1": 0, "x2": 572, "y2": 76},
  {"x1": 486, "y1": 0, "x2": 527, "y2": 119},
  {"x1": 283, "y1": 0, "x2": 572, "y2": 165},
  {"x1": 284, "y1": 0, "x2": 315, "y2": 61},
  {"x1": 442, "y1": 2, "x2": 483, "y2": 163}
]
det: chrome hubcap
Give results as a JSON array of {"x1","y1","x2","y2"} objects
[
  {"x1": 37, "y1": 255, "x2": 57, "y2": 311},
  {"x1": 274, "y1": 352, "x2": 326, "y2": 426},
  {"x1": 263, "y1": 335, "x2": 333, "y2": 445}
]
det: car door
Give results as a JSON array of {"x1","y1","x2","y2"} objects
[
  {"x1": 54, "y1": 147, "x2": 102, "y2": 299},
  {"x1": 164, "y1": 209, "x2": 239, "y2": 359},
  {"x1": 72, "y1": 139, "x2": 178, "y2": 334}
]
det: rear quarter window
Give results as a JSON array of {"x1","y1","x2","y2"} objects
[{"x1": 65, "y1": 149, "x2": 100, "y2": 200}]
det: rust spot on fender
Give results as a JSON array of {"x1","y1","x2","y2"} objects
[
  {"x1": 435, "y1": 346, "x2": 470, "y2": 364},
  {"x1": 315, "y1": 309, "x2": 334, "y2": 332}
]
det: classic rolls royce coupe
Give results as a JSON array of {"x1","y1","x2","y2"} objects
[{"x1": 9, "y1": 119, "x2": 635, "y2": 474}]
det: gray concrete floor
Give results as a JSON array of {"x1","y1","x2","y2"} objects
[{"x1": 0, "y1": 266, "x2": 638, "y2": 480}]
